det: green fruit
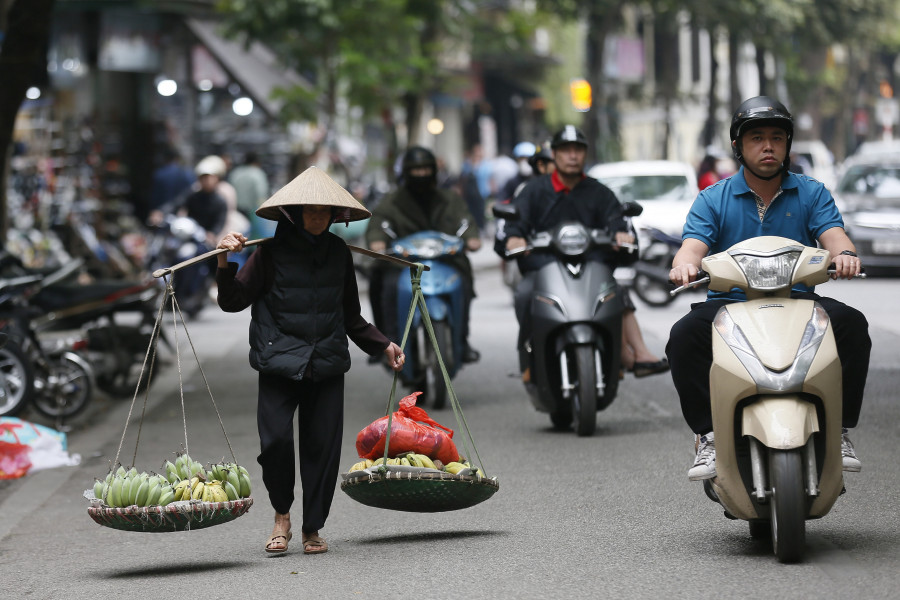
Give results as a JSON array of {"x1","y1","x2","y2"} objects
[
  {"x1": 157, "y1": 490, "x2": 175, "y2": 507},
  {"x1": 238, "y1": 473, "x2": 251, "y2": 498}
]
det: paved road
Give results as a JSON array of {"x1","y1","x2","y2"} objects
[{"x1": 2, "y1": 247, "x2": 899, "y2": 599}]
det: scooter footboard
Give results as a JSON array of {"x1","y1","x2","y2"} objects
[{"x1": 741, "y1": 396, "x2": 818, "y2": 449}]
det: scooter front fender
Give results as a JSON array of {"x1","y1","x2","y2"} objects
[{"x1": 741, "y1": 396, "x2": 818, "y2": 449}]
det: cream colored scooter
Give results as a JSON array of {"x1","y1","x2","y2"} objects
[{"x1": 673, "y1": 236, "x2": 862, "y2": 563}]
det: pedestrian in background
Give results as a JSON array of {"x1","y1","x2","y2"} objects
[
  {"x1": 149, "y1": 146, "x2": 194, "y2": 215},
  {"x1": 229, "y1": 151, "x2": 270, "y2": 220}
]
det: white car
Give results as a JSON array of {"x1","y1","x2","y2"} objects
[{"x1": 586, "y1": 160, "x2": 699, "y2": 249}]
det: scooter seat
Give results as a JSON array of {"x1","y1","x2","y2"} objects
[{"x1": 31, "y1": 280, "x2": 156, "y2": 313}]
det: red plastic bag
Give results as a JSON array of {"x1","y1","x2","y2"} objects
[{"x1": 356, "y1": 392, "x2": 459, "y2": 464}]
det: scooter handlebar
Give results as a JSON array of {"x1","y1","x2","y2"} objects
[{"x1": 669, "y1": 270, "x2": 709, "y2": 296}]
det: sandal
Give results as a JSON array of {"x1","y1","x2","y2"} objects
[
  {"x1": 265, "y1": 530, "x2": 292, "y2": 553},
  {"x1": 630, "y1": 358, "x2": 670, "y2": 378},
  {"x1": 302, "y1": 535, "x2": 328, "y2": 554}
]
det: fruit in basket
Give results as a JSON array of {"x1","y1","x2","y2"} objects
[{"x1": 443, "y1": 462, "x2": 467, "y2": 474}]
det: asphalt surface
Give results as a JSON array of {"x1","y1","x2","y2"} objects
[{"x1": 2, "y1": 245, "x2": 900, "y2": 599}]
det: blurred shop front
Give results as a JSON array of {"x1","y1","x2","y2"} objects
[{"x1": 12, "y1": 1, "x2": 303, "y2": 232}]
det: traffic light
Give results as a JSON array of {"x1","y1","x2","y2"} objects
[{"x1": 570, "y1": 78, "x2": 592, "y2": 112}]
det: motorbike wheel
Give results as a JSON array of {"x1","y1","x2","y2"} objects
[
  {"x1": 423, "y1": 322, "x2": 452, "y2": 409},
  {"x1": 0, "y1": 342, "x2": 35, "y2": 416},
  {"x1": 31, "y1": 354, "x2": 94, "y2": 420},
  {"x1": 570, "y1": 345, "x2": 598, "y2": 437},
  {"x1": 632, "y1": 273, "x2": 675, "y2": 307},
  {"x1": 768, "y1": 449, "x2": 806, "y2": 563}
]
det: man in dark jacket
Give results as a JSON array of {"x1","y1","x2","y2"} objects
[
  {"x1": 216, "y1": 167, "x2": 404, "y2": 556},
  {"x1": 365, "y1": 146, "x2": 482, "y2": 362}
]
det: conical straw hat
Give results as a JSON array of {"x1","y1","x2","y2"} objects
[{"x1": 256, "y1": 166, "x2": 371, "y2": 222}]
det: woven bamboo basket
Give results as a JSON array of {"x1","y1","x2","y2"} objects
[
  {"x1": 340, "y1": 469, "x2": 498, "y2": 512},
  {"x1": 85, "y1": 494, "x2": 253, "y2": 533}
]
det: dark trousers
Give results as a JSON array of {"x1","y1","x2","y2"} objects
[
  {"x1": 666, "y1": 293, "x2": 870, "y2": 435},
  {"x1": 256, "y1": 372, "x2": 344, "y2": 534}
]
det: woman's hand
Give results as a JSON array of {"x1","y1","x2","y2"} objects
[
  {"x1": 384, "y1": 342, "x2": 405, "y2": 372},
  {"x1": 216, "y1": 232, "x2": 248, "y2": 268}
]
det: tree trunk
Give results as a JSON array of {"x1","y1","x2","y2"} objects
[
  {"x1": 728, "y1": 31, "x2": 741, "y2": 109},
  {"x1": 0, "y1": 0, "x2": 56, "y2": 241},
  {"x1": 755, "y1": 46, "x2": 767, "y2": 96},
  {"x1": 702, "y1": 28, "x2": 719, "y2": 148}
]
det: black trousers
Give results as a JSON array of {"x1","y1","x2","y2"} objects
[
  {"x1": 256, "y1": 372, "x2": 344, "y2": 534},
  {"x1": 666, "y1": 293, "x2": 870, "y2": 435}
]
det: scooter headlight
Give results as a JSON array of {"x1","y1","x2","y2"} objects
[
  {"x1": 395, "y1": 237, "x2": 444, "y2": 259},
  {"x1": 556, "y1": 224, "x2": 590, "y2": 256},
  {"x1": 730, "y1": 246, "x2": 803, "y2": 291}
]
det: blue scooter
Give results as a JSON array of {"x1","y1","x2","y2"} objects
[{"x1": 385, "y1": 223, "x2": 469, "y2": 409}]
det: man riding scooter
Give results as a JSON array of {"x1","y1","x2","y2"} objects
[
  {"x1": 365, "y1": 146, "x2": 482, "y2": 363},
  {"x1": 501, "y1": 125, "x2": 668, "y2": 379},
  {"x1": 667, "y1": 96, "x2": 871, "y2": 480}
]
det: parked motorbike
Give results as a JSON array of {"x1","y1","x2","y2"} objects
[
  {"x1": 0, "y1": 273, "x2": 95, "y2": 424},
  {"x1": 629, "y1": 226, "x2": 680, "y2": 306},
  {"x1": 493, "y1": 202, "x2": 642, "y2": 436},
  {"x1": 381, "y1": 221, "x2": 470, "y2": 409},
  {"x1": 672, "y1": 236, "x2": 863, "y2": 562},
  {"x1": 0, "y1": 251, "x2": 163, "y2": 398},
  {"x1": 145, "y1": 215, "x2": 214, "y2": 319}
]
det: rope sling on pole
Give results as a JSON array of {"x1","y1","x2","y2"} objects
[{"x1": 341, "y1": 263, "x2": 499, "y2": 512}]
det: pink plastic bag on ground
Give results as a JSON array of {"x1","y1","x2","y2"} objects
[{"x1": 356, "y1": 392, "x2": 459, "y2": 464}]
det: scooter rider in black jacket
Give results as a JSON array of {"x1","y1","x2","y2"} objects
[{"x1": 500, "y1": 125, "x2": 669, "y2": 378}]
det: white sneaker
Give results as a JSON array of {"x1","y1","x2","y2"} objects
[
  {"x1": 841, "y1": 428, "x2": 861, "y2": 472},
  {"x1": 688, "y1": 433, "x2": 716, "y2": 481}
]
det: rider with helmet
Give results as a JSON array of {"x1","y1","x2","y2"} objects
[
  {"x1": 667, "y1": 96, "x2": 871, "y2": 481},
  {"x1": 365, "y1": 146, "x2": 482, "y2": 363},
  {"x1": 500, "y1": 141, "x2": 538, "y2": 202},
  {"x1": 501, "y1": 125, "x2": 668, "y2": 377}
]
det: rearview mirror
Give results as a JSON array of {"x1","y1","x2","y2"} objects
[
  {"x1": 492, "y1": 202, "x2": 519, "y2": 221},
  {"x1": 621, "y1": 201, "x2": 643, "y2": 217}
]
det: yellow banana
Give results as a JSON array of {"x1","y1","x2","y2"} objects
[
  {"x1": 173, "y1": 479, "x2": 190, "y2": 501},
  {"x1": 399, "y1": 457, "x2": 411, "y2": 467},
  {"x1": 364, "y1": 459, "x2": 374, "y2": 468},
  {"x1": 443, "y1": 462, "x2": 467, "y2": 474},
  {"x1": 348, "y1": 460, "x2": 368, "y2": 472},
  {"x1": 192, "y1": 482, "x2": 206, "y2": 501},
  {"x1": 417, "y1": 454, "x2": 437, "y2": 469}
]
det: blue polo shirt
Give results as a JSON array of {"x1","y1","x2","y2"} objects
[{"x1": 684, "y1": 166, "x2": 844, "y2": 300}]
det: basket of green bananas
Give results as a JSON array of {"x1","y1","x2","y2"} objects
[
  {"x1": 340, "y1": 452, "x2": 499, "y2": 512},
  {"x1": 85, "y1": 454, "x2": 254, "y2": 533}
]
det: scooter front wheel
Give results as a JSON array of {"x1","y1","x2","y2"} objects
[
  {"x1": 31, "y1": 353, "x2": 94, "y2": 420},
  {"x1": 571, "y1": 345, "x2": 598, "y2": 437},
  {"x1": 0, "y1": 342, "x2": 35, "y2": 416},
  {"x1": 423, "y1": 322, "x2": 452, "y2": 410},
  {"x1": 632, "y1": 273, "x2": 675, "y2": 307},
  {"x1": 769, "y1": 449, "x2": 806, "y2": 563}
]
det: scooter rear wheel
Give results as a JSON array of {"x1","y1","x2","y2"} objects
[
  {"x1": 632, "y1": 274, "x2": 675, "y2": 307},
  {"x1": 571, "y1": 345, "x2": 598, "y2": 437},
  {"x1": 769, "y1": 449, "x2": 806, "y2": 563}
]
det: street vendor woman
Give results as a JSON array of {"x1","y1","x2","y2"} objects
[{"x1": 215, "y1": 167, "x2": 405, "y2": 555}]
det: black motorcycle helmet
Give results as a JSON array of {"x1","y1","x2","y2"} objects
[
  {"x1": 550, "y1": 125, "x2": 588, "y2": 149},
  {"x1": 401, "y1": 146, "x2": 438, "y2": 196},
  {"x1": 528, "y1": 143, "x2": 553, "y2": 170},
  {"x1": 730, "y1": 96, "x2": 794, "y2": 178}
]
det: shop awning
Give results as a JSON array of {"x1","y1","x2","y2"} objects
[{"x1": 185, "y1": 19, "x2": 312, "y2": 119}]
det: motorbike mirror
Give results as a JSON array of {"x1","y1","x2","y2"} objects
[
  {"x1": 492, "y1": 202, "x2": 519, "y2": 221},
  {"x1": 621, "y1": 201, "x2": 644, "y2": 217}
]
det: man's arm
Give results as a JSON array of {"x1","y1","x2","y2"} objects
[
  {"x1": 818, "y1": 226, "x2": 862, "y2": 280},
  {"x1": 669, "y1": 238, "x2": 710, "y2": 287}
]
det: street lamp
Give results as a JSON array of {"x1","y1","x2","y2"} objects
[
  {"x1": 233, "y1": 97, "x2": 253, "y2": 116},
  {"x1": 156, "y1": 78, "x2": 177, "y2": 97}
]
